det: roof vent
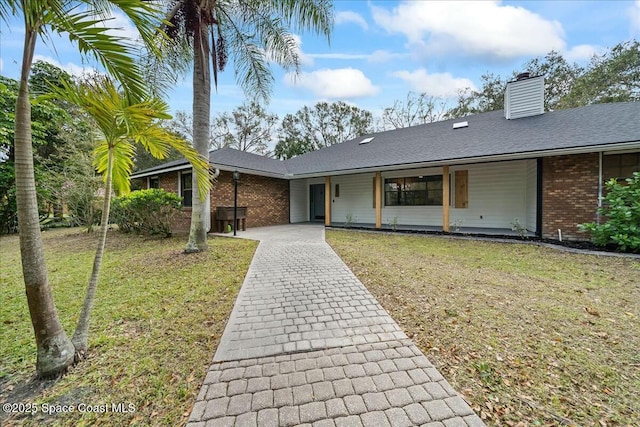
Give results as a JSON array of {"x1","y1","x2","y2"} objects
[
  {"x1": 453, "y1": 121, "x2": 468, "y2": 129},
  {"x1": 504, "y1": 74, "x2": 544, "y2": 120},
  {"x1": 359, "y1": 137, "x2": 374, "y2": 145}
]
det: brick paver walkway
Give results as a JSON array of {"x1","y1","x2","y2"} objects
[{"x1": 187, "y1": 224, "x2": 484, "y2": 427}]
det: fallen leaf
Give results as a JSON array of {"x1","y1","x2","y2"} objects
[{"x1": 585, "y1": 307, "x2": 600, "y2": 316}]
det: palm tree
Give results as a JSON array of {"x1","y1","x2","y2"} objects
[
  {"x1": 1, "y1": 0, "x2": 165, "y2": 377},
  {"x1": 48, "y1": 76, "x2": 210, "y2": 354},
  {"x1": 161, "y1": 0, "x2": 333, "y2": 252}
]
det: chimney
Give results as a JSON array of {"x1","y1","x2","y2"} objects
[{"x1": 504, "y1": 73, "x2": 544, "y2": 120}]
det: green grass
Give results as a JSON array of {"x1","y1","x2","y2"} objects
[
  {"x1": 0, "y1": 228, "x2": 257, "y2": 426},
  {"x1": 326, "y1": 230, "x2": 640, "y2": 426}
]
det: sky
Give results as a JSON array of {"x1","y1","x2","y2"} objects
[{"x1": 1, "y1": 1, "x2": 639, "y2": 122}]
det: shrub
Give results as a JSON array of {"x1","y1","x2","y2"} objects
[
  {"x1": 579, "y1": 172, "x2": 640, "y2": 252},
  {"x1": 111, "y1": 189, "x2": 182, "y2": 237}
]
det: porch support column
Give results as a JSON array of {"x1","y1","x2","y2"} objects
[
  {"x1": 325, "y1": 176, "x2": 331, "y2": 226},
  {"x1": 375, "y1": 172, "x2": 382, "y2": 229},
  {"x1": 442, "y1": 165, "x2": 450, "y2": 232}
]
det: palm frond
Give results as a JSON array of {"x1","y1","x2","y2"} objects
[
  {"x1": 0, "y1": 0, "x2": 19, "y2": 26},
  {"x1": 92, "y1": 0, "x2": 166, "y2": 57},
  {"x1": 94, "y1": 138, "x2": 135, "y2": 194},
  {"x1": 217, "y1": 7, "x2": 273, "y2": 102},
  {"x1": 47, "y1": 75, "x2": 210, "y2": 197},
  {"x1": 237, "y1": 2, "x2": 299, "y2": 70},
  {"x1": 42, "y1": 9, "x2": 145, "y2": 99},
  {"x1": 266, "y1": 0, "x2": 333, "y2": 41}
]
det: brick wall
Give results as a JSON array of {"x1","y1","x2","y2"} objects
[
  {"x1": 211, "y1": 171, "x2": 290, "y2": 229},
  {"x1": 158, "y1": 172, "x2": 191, "y2": 233},
  {"x1": 155, "y1": 169, "x2": 290, "y2": 233},
  {"x1": 542, "y1": 153, "x2": 599, "y2": 241}
]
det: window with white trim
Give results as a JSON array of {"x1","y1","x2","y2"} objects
[{"x1": 181, "y1": 172, "x2": 193, "y2": 207}]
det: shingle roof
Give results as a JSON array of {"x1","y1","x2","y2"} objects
[
  {"x1": 132, "y1": 102, "x2": 640, "y2": 179},
  {"x1": 284, "y1": 102, "x2": 640, "y2": 175},
  {"x1": 132, "y1": 147, "x2": 287, "y2": 178},
  {"x1": 209, "y1": 147, "x2": 288, "y2": 175}
]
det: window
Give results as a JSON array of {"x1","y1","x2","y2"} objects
[
  {"x1": 603, "y1": 152, "x2": 640, "y2": 183},
  {"x1": 149, "y1": 176, "x2": 159, "y2": 189},
  {"x1": 384, "y1": 176, "x2": 443, "y2": 206},
  {"x1": 181, "y1": 172, "x2": 192, "y2": 207}
]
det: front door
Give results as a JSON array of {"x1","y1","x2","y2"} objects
[{"x1": 310, "y1": 184, "x2": 325, "y2": 221}]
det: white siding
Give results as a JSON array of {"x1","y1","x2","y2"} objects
[
  {"x1": 451, "y1": 161, "x2": 528, "y2": 229},
  {"x1": 504, "y1": 76, "x2": 544, "y2": 119},
  {"x1": 290, "y1": 179, "x2": 308, "y2": 223},
  {"x1": 381, "y1": 167, "x2": 444, "y2": 226},
  {"x1": 332, "y1": 173, "x2": 376, "y2": 224},
  {"x1": 525, "y1": 159, "x2": 538, "y2": 232},
  {"x1": 291, "y1": 160, "x2": 533, "y2": 230}
]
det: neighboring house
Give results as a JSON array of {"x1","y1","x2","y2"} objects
[{"x1": 131, "y1": 75, "x2": 640, "y2": 241}]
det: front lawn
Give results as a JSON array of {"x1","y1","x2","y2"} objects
[
  {"x1": 0, "y1": 228, "x2": 257, "y2": 426},
  {"x1": 326, "y1": 230, "x2": 640, "y2": 426}
]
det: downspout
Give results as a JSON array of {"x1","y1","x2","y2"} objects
[
  {"x1": 597, "y1": 152, "x2": 603, "y2": 225},
  {"x1": 288, "y1": 180, "x2": 291, "y2": 224},
  {"x1": 536, "y1": 158, "x2": 543, "y2": 238},
  {"x1": 205, "y1": 192, "x2": 211, "y2": 233}
]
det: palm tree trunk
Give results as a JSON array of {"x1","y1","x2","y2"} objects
[
  {"x1": 15, "y1": 28, "x2": 75, "y2": 377},
  {"x1": 72, "y1": 148, "x2": 114, "y2": 354},
  {"x1": 185, "y1": 21, "x2": 211, "y2": 252}
]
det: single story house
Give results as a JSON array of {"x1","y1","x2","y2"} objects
[{"x1": 131, "y1": 75, "x2": 640, "y2": 241}]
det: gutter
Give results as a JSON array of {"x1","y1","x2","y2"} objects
[
  {"x1": 131, "y1": 163, "x2": 287, "y2": 180},
  {"x1": 130, "y1": 140, "x2": 640, "y2": 181},
  {"x1": 286, "y1": 141, "x2": 640, "y2": 179}
]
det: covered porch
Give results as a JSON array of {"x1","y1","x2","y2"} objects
[
  {"x1": 326, "y1": 222, "x2": 537, "y2": 238},
  {"x1": 290, "y1": 158, "x2": 539, "y2": 237}
]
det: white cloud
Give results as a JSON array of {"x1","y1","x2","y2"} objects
[
  {"x1": 335, "y1": 11, "x2": 369, "y2": 31},
  {"x1": 630, "y1": 0, "x2": 640, "y2": 36},
  {"x1": 94, "y1": 10, "x2": 140, "y2": 41},
  {"x1": 0, "y1": 58, "x2": 3, "y2": 73},
  {"x1": 305, "y1": 50, "x2": 407, "y2": 63},
  {"x1": 284, "y1": 68, "x2": 379, "y2": 99},
  {"x1": 291, "y1": 34, "x2": 314, "y2": 67},
  {"x1": 565, "y1": 44, "x2": 600, "y2": 62},
  {"x1": 391, "y1": 69, "x2": 476, "y2": 98},
  {"x1": 371, "y1": 1, "x2": 566, "y2": 59},
  {"x1": 32, "y1": 55, "x2": 97, "y2": 77},
  {"x1": 307, "y1": 53, "x2": 370, "y2": 60},
  {"x1": 265, "y1": 34, "x2": 314, "y2": 67},
  {"x1": 367, "y1": 50, "x2": 407, "y2": 64}
]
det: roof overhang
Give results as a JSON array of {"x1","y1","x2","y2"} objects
[
  {"x1": 286, "y1": 140, "x2": 640, "y2": 179},
  {"x1": 212, "y1": 164, "x2": 288, "y2": 179},
  {"x1": 131, "y1": 163, "x2": 189, "y2": 179},
  {"x1": 131, "y1": 162, "x2": 287, "y2": 180},
  {"x1": 130, "y1": 140, "x2": 640, "y2": 181}
]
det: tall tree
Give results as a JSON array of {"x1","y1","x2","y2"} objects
[
  {"x1": 162, "y1": 0, "x2": 333, "y2": 252},
  {"x1": 379, "y1": 92, "x2": 446, "y2": 130},
  {"x1": 47, "y1": 76, "x2": 210, "y2": 354},
  {"x1": 560, "y1": 40, "x2": 640, "y2": 108},
  {"x1": 2, "y1": 0, "x2": 165, "y2": 377},
  {"x1": 522, "y1": 51, "x2": 583, "y2": 111},
  {"x1": 446, "y1": 41, "x2": 640, "y2": 119},
  {"x1": 210, "y1": 101, "x2": 278, "y2": 154},
  {"x1": 28, "y1": 62, "x2": 96, "y2": 219},
  {"x1": 446, "y1": 73, "x2": 506, "y2": 119},
  {"x1": 274, "y1": 101, "x2": 373, "y2": 159},
  {"x1": 0, "y1": 74, "x2": 73, "y2": 229}
]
